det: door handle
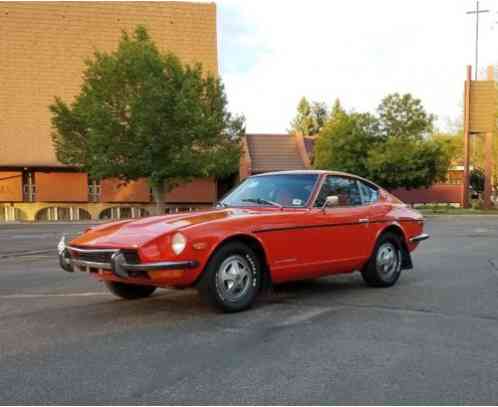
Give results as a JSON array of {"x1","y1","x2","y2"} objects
[{"x1": 358, "y1": 218, "x2": 369, "y2": 224}]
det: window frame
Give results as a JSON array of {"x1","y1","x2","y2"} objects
[
  {"x1": 356, "y1": 179, "x2": 380, "y2": 206},
  {"x1": 313, "y1": 174, "x2": 364, "y2": 209}
]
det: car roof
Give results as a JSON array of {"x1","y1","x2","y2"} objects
[{"x1": 251, "y1": 170, "x2": 383, "y2": 190}]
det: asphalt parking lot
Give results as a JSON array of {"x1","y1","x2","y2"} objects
[{"x1": 1, "y1": 216, "x2": 498, "y2": 404}]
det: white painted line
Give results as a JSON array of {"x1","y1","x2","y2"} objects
[{"x1": 0, "y1": 292, "x2": 110, "y2": 299}]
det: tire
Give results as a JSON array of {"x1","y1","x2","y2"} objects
[
  {"x1": 104, "y1": 281, "x2": 156, "y2": 300},
  {"x1": 197, "y1": 242, "x2": 262, "y2": 313},
  {"x1": 361, "y1": 232, "x2": 403, "y2": 287}
]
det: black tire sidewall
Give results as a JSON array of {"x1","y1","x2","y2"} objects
[
  {"x1": 363, "y1": 232, "x2": 402, "y2": 287},
  {"x1": 200, "y1": 242, "x2": 261, "y2": 312}
]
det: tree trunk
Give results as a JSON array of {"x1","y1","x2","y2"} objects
[{"x1": 150, "y1": 181, "x2": 166, "y2": 216}]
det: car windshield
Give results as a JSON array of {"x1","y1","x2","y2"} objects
[{"x1": 221, "y1": 174, "x2": 319, "y2": 208}]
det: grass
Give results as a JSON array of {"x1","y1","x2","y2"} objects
[{"x1": 416, "y1": 204, "x2": 498, "y2": 215}]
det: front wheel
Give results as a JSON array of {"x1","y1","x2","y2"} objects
[
  {"x1": 104, "y1": 281, "x2": 156, "y2": 300},
  {"x1": 197, "y1": 242, "x2": 261, "y2": 313},
  {"x1": 361, "y1": 232, "x2": 402, "y2": 287}
]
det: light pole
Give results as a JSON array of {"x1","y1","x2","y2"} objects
[{"x1": 466, "y1": 0, "x2": 490, "y2": 80}]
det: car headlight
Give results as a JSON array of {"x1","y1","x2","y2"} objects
[{"x1": 171, "y1": 232, "x2": 187, "y2": 255}]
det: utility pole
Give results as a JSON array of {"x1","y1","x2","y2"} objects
[{"x1": 466, "y1": 1, "x2": 490, "y2": 80}]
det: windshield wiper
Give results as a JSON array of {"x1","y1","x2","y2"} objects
[{"x1": 242, "y1": 198, "x2": 282, "y2": 208}]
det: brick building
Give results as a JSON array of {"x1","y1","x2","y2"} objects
[
  {"x1": 239, "y1": 133, "x2": 312, "y2": 179},
  {"x1": 0, "y1": 1, "x2": 219, "y2": 221}
]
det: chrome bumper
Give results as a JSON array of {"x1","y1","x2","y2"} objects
[
  {"x1": 409, "y1": 233, "x2": 430, "y2": 243},
  {"x1": 58, "y1": 237, "x2": 198, "y2": 278},
  {"x1": 109, "y1": 251, "x2": 198, "y2": 278}
]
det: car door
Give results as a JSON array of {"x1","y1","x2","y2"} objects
[{"x1": 304, "y1": 175, "x2": 372, "y2": 275}]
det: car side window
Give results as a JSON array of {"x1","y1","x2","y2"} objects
[
  {"x1": 358, "y1": 180, "x2": 379, "y2": 205},
  {"x1": 314, "y1": 176, "x2": 362, "y2": 207}
]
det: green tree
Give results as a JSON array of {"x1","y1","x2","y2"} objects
[
  {"x1": 329, "y1": 98, "x2": 345, "y2": 120},
  {"x1": 364, "y1": 93, "x2": 449, "y2": 189},
  {"x1": 310, "y1": 101, "x2": 329, "y2": 135},
  {"x1": 313, "y1": 94, "x2": 452, "y2": 190},
  {"x1": 289, "y1": 97, "x2": 329, "y2": 136},
  {"x1": 431, "y1": 131, "x2": 463, "y2": 165},
  {"x1": 314, "y1": 102, "x2": 381, "y2": 178},
  {"x1": 50, "y1": 26, "x2": 244, "y2": 213},
  {"x1": 378, "y1": 93, "x2": 435, "y2": 138},
  {"x1": 367, "y1": 137, "x2": 451, "y2": 189},
  {"x1": 289, "y1": 97, "x2": 313, "y2": 136}
]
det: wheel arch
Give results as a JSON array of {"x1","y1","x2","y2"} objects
[
  {"x1": 194, "y1": 233, "x2": 272, "y2": 289},
  {"x1": 375, "y1": 223, "x2": 413, "y2": 270}
]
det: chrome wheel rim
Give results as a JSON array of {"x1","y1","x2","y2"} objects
[
  {"x1": 216, "y1": 255, "x2": 252, "y2": 302},
  {"x1": 376, "y1": 242, "x2": 399, "y2": 280}
]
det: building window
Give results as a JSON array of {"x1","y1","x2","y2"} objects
[
  {"x1": 99, "y1": 207, "x2": 149, "y2": 220},
  {"x1": 22, "y1": 172, "x2": 36, "y2": 202},
  {"x1": 89, "y1": 179, "x2": 101, "y2": 202},
  {"x1": 35, "y1": 207, "x2": 91, "y2": 221}
]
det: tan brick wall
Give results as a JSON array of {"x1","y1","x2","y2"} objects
[
  {"x1": 0, "y1": 1, "x2": 218, "y2": 167},
  {"x1": 0, "y1": 171, "x2": 23, "y2": 202},
  {"x1": 101, "y1": 178, "x2": 151, "y2": 203},
  {"x1": 165, "y1": 178, "x2": 217, "y2": 203},
  {"x1": 35, "y1": 172, "x2": 88, "y2": 202},
  {"x1": 100, "y1": 177, "x2": 217, "y2": 204}
]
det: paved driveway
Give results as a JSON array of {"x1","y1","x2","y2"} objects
[{"x1": 0, "y1": 217, "x2": 497, "y2": 404}]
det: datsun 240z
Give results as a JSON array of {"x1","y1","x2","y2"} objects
[{"x1": 58, "y1": 170, "x2": 429, "y2": 312}]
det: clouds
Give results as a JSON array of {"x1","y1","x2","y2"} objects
[{"x1": 217, "y1": 0, "x2": 497, "y2": 133}]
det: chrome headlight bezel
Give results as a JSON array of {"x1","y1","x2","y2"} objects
[{"x1": 171, "y1": 232, "x2": 187, "y2": 255}]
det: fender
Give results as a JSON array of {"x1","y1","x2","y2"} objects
[
  {"x1": 371, "y1": 221, "x2": 413, "y2": 270},
  {"x1": 193, "y1": 231, "x2": 272, "y2": 286}
]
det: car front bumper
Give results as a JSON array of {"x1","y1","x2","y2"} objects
[
  {"x1": 58, "y1": 242, "x2": 198, "y2": 279},
  {"x1": 409, "y1": 233, "x2": 430, "y2": 243}
]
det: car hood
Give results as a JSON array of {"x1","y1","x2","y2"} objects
[{"x1": 69, "y1": 208, "x2": 259, "y2": 249}]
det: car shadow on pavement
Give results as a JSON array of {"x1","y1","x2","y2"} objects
[
  {"x1": 12, "y1": 273, "x2": 377, "y2": 334},
  {"x1": 77, "y1": 274, "x2": 369, "y2": 319},
  {"x1": 260, "y1": 274, "x2": 367, "y2": 306}
]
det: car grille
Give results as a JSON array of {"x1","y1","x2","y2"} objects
[
  {"x1": 75, "y1": 251, "x2": 114, "y2": 264},
  {"x1": 69, "y1": 248, "x2": 140, "y2": 265}
]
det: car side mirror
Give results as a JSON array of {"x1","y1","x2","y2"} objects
[{"x1": 322, "y1": 195, "x2": 339, "y2": 211}]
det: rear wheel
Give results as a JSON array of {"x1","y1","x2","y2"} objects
[
  {"x1": 104, "y1": 281, "x2": 156, "y2": 300},
  {"x1": 361, "y1": 232, "x2": 402, "y2": 287},
  {"x1": 197, "y1": 242, "x2": 261, "y2": 313}
]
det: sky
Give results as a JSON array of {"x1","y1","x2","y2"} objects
[{"x1": 213, "y1": 0, "x2": 498, "y2": 134}]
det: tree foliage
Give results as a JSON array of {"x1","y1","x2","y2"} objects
[
  {"x1": 313, "y1": 93, "x2": 452, "y2": 190},
  {"x1": 314, "y1": 100, "x2": 380, "y2": 178},
  {"x1": 310, "y1": 101, "x2": 329, "y2": 135},
  {"x1": 377, "y1": 93, "x2": 435, "y2": 138},
  {"x1": 289, "y1": 97, "x2": 329, "y2": 136},
  {"x1": 367, "y1": 136, "x2": 450, "y2": 189},
  {"x1": 431, "y1": 131, "x2": 463, "y2": 164},
  {"x1": 50, "y1": 26, "x2": 244, "y2": 209}
]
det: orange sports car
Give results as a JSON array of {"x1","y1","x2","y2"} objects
[{"x1": 58, "y1": 170, "x2": 429, "y2": 312}]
